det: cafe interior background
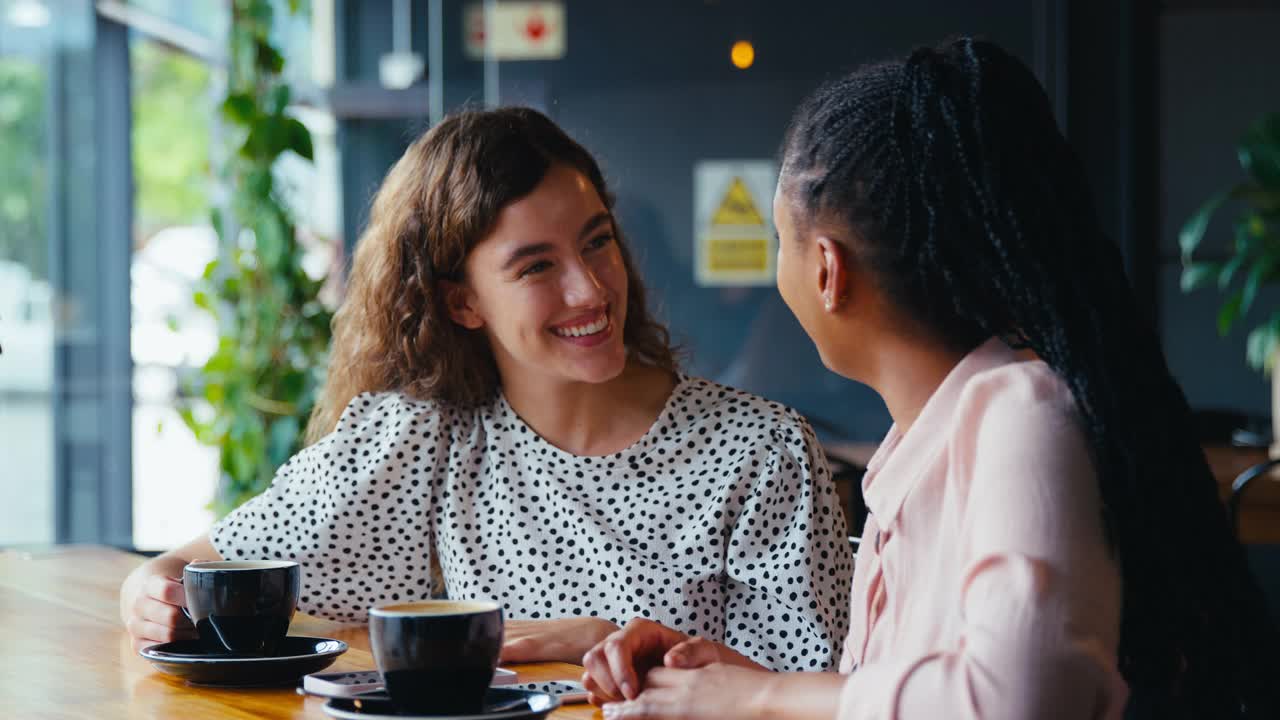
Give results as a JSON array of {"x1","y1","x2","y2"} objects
[{"x1": 1, "y1": 0, "x2": 1279, "y2": 622}]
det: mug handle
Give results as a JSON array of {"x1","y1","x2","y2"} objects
[
  {"x1": 174, "y1": 568, "x2": 195, "y2": 625},
  {"x1": 173, "y1": 573, "x2": 193, "y2": 623},
  {"x1": 174, "y1": 570, "x2": 238, "y2": 652}
]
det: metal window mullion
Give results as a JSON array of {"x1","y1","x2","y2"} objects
[
  {"x1": 93, "y1": 13, "x2": 134, "y2": 549},
  {"x1": 49, "y1": 44, "x2": 70, "y2": 544}
]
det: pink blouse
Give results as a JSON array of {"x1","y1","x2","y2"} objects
[{"x1": 837, "y1": 338, "x2": 1129, "y2": 719}]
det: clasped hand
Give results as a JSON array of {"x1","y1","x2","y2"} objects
[{"x1": 581, "y1": 618, "x2": 772, "y2": 720}]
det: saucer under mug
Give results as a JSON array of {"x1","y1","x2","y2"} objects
[
  {"x1": 140, "y1": 635, "x2": 347, "y2": 686},
  {"x1": 323, "y1": 687, "x2": 559, "y2": 720}
]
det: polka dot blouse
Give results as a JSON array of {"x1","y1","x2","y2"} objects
[{"x1": 210, "y1": 374, "x2": 853, "y2": 671}]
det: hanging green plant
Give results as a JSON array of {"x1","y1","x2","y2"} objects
[{"x1": 181, "y1": 0, "x2": 332, "y2": 517}]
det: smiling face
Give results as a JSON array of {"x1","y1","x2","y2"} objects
[{"x1": 446, "y1": 163, "x2": 630, "y2": 389}]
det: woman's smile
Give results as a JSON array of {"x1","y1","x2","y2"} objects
[{"x1": 549, "y1": 304, "x2": 613, "y2": 346}]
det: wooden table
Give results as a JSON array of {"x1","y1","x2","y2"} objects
[{"x1": 0, "y1": 546, "x2": 600, "y2": 719}]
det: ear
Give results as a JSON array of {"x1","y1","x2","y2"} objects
[
  {"x1": 441, "y1": 279, "x2": 485, "y2": 329},
  {"x1": 814, "y1": 236, "x2": 849, "y2": 313}
]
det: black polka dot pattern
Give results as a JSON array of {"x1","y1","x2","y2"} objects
[{"x1": 210, "y1": 375, "x2": 853, "y2": 671}]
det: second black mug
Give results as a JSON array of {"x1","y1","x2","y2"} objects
[{"x1": 370, "y1": 600, "x2": 504, "y2": 714}]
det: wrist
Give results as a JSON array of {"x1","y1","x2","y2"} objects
[
  {"x1": 120, "y1": 560, "x2": 156, "y2": 611},
  {"x1": 748, "y1": 671, "x2": 846, "y2": 720},
  {"x1": 591, "y1": 618, "x2": 619, "y2": 644},
  {"x1": 747, "y1": 671, "x2": 782, "y2": 720},
  {"x1": 565, "y1": 618, "x2": 618, "y2": 663}
]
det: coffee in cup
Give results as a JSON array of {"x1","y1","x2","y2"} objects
[
  {"x1": 369, "y1": 600, "x2": 504, "y2": 714},
  {"x1": 183, "y1": 560, "x2": 300, "y2": 655}
]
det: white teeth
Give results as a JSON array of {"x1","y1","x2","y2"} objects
[{"x1": 553, "y1": 313, "x2": 608, "y2": 338}]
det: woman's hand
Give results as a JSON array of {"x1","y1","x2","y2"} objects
[
  {"x1": 663, "y1": 635, "x2": 761, "y2": 670},
  {"x1": 601, "y1": 666, "x2": 846, "y2": 720},
  {"x1": 499, "y1": 617, "x2": 619, "y2": 664},
  {"x1": 581, "y1": 619, "x2": 703, "y2": 705},
  {"x1": 118, "y1": 533, "x2": 221, "y2": 653},
  {"x1": 599, "y1": 664, "x2": 770, "y2": 720},
  {"x1": 120, "y1": 572, "x2": 196, "y2": 653},
  {"x1": 582, "y1": 620, "x2": 766, "y2": 706}
]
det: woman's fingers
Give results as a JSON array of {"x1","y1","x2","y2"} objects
[
  {"x1": 126, "y1": 617, "x2": 189, "y2": 649},
  {"x1": 663, "y1": 637, "x2": 719, "y2": 669},
  {"x1": 600, "y1": 690, "x2": 675, "y2": 720},
  {"x1": 125, "y1": 574, "x2": 195, "y2": 649},
  {"x1": 582, "y1": 670, "x2": 605, "y2": 700},
  {"x1": 134, "y1": 596, "x2": 192, "y2": 629},
  {"x1": 601, "y1": 631, "x2": 642, "y2": 700},
  {"x1": 584, "y1": 618, "x2": 694, "y2": 705},
  {"x1": 643, "y1": 667, "x2": 683, "y2": 687},
  {"x1": 133, "y1": 577, "x2": 193, "y2": 630},
  {"x1": 144, "y1": 574, "x2": 188, "y2": 608},
  {"x1": 583, "y1": 642, "x2": 624, "y2": 704}
]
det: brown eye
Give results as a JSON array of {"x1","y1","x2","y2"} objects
[
  {"x1": 585, "y1": 233, "x2": 614, "y2": 251},
  {"x1": 519, "y1": 260, "x2": 553, "y2": 278}
]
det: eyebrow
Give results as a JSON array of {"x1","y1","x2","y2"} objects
[
  {"x1": 500, "y1": 242, "x2": 555, "y2": 271},
  {"x1": 499, "y1": 211, "x2": 614, "y2": 271},
  {"x1": 578, "y1": 211, "x2": 613, "y2": 240}
]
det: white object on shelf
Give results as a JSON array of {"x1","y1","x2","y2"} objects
[{"x1": 379, "y1": 0, "x2": 424, "y2": 89}]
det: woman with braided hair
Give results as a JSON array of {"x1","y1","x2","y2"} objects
[{"x1": 584, "y1": 37, "x2": 1280, "y2": 719}]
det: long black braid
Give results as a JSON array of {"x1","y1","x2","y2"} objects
[{"x1": 781, "y1": 37, "x2": 1279, "y2": 719}]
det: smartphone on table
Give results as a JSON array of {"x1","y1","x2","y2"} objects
[
  {"x1": 510, "y1": 679, "x2": 589, "y2": 704},
  {"x1": 301, "y1": 667, "x2": 519, "y2": 699}
]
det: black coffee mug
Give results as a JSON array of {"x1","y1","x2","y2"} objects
[
  {"x1": 369, "y1": 600, "x2": 504, "y2": 715},
  {"x1": 182, "y1": 560, "x2": 300, "y2": 655}
]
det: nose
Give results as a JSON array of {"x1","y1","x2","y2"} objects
[{"x1": 561, "y1": 257, "x2": 607, "y2": 307}]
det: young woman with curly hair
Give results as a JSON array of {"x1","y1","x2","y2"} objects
[{"x1": 119, "y1": 107, "x2": 852, "y2": 670}]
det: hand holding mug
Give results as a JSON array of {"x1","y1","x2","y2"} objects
[{"x1": 123, "y1": 574, "x2": 197, "y2": 653}]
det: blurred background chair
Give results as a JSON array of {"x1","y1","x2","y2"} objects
[{"x1": 1230, "y1": 458, "x2": 1280, "y2": 625}]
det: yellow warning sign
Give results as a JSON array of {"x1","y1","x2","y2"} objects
[
  {"x1": 710, "y1": 177, "x2": 766, "y2": 226},
  {"x1": 695, "y1": 160, "x2": 775, "y2": 286},
  {"x1": 708, "y1": 238, "x2": 770, "y2": 272}
]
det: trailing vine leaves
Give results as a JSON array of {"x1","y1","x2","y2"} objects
[{"x1": 181, "y1": 0, "x2": 332, "y2": 516}]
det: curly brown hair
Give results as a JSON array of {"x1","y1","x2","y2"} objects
[{"x1": 306, "y1": 107, "x2": 678, "y2": 443}]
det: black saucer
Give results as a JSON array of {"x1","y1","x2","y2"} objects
[
  {"x1": 140, "y1": 635, "x2": 347, "y2": 686},
  {"x1": 322, "y1": 688, "x2": 560, "y2": 720}
]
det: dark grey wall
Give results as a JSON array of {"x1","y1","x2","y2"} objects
[
  {"x1": 497, "y1": 2, "x2": 1040, "y2": 440},
  {"x1": 1159, "y1": 8, "x2": 1280, "y2": 418},
  {"x1": 336, "y1": 1, "x2": 1053, "y2": 441},
  {"x1": 1068, "y1": 1, "x2": 1159, "y2": 329}
]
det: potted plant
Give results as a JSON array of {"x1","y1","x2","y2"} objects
[{"x1": 1180, "y1": 112, "x2": 1280, "y2": 458}]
